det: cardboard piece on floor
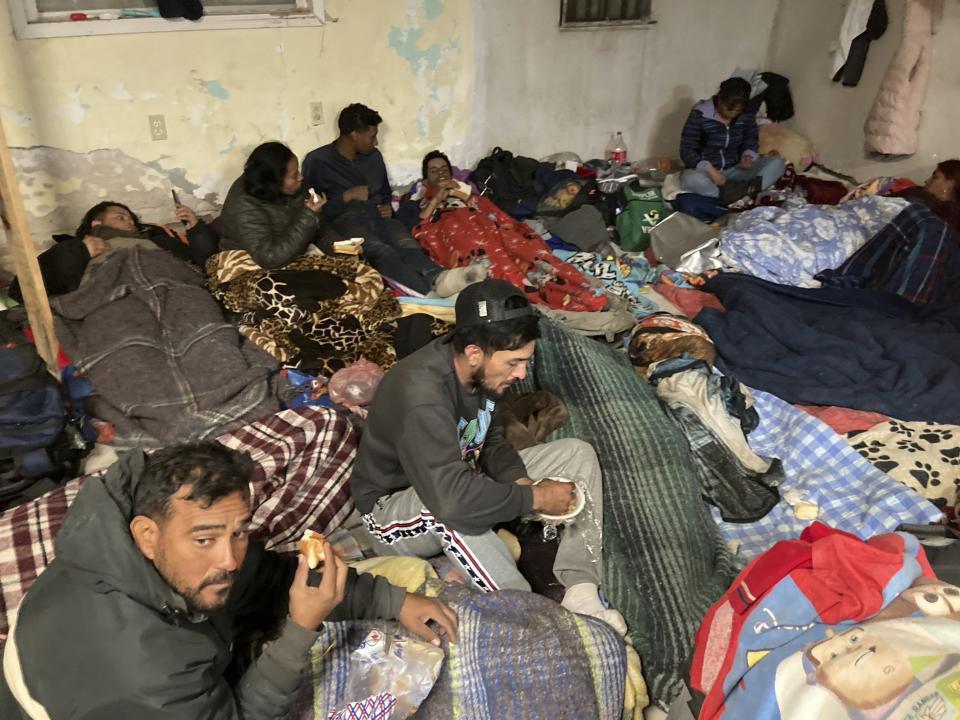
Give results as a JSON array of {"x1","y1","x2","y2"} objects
[{"x1": 0, "y1": 116, "x2": 58, "y2": 371}]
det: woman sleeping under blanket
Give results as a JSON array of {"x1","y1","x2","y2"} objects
[{"x1": 8, "y1": 200, "x2": 217, "y2": 302}]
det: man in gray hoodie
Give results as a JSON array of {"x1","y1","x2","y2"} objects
[
  {"x1": 1, "y1": 443, "x2": 456, "y2": 719},
  {"x1": 351, "y1": 279, "x2": 626, "y2": 636}
]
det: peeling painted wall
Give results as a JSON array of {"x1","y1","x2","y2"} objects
[{"x1": 0, "y1": 0, "x2": 473, "y2": 265}]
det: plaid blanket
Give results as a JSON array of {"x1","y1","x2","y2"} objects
[
  {"x1": 0, "y1": 406, "x2": 357, "y2": 643},
  {"x1": 712, "y1": 389, "x2": 942, "y2": 560},
  {"x1": 302, "y1": 585, "x2": 626, "y2": 720},
  {"x1": 817, "y1": 203, "x2": 960, "y2": 304},
  {"x1": 521, "y1": 318, "x2": 737, "y2": 705},
  {"x1": 51, "y1": 247, "x2": 281, "y2": 448}
]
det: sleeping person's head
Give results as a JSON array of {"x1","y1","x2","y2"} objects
[
  {"x1": 242, "y1": 142, "x2": 301, "y2": 202},
  {"x1": 925, "y1": 159, "x2": 960, "y2": 203},
  {"x1": 75, "y1": 202, "x2": 141, "y2": 240}
]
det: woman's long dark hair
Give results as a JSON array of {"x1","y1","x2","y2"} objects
[
  {"x1": 936, "y1": 159, "x2": 960, "y2": 203},
  {"x1": 242, "y1": 142, "x2": 296, "y2": 203},
  {"x1": 73, "y1": 201, "x2": 141, "y2": 239}
]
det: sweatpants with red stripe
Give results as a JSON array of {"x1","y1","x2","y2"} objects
[{"x1": 360, "y1": 438, "x2": 604, "y2": 592}]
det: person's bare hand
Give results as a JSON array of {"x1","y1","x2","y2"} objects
[
  {"x1": 707, "y1": 166, "x2": 726, "y2": 187},
  {"x1": 398, "y1": 594, "x2": 458, "y2": 646},
  {"x1": 305, "y1": 191, "x2": 328, "y2": 213},
  {"x1": 343, "y1": 185, "x2": 369, "y2": 203},
  {"x1": 439, "y1": 179, "x2": 459, "y2": 192},
  {"x1": 514, "y1": 477, "x2": 534, "y2": 486},
  {"x1": 532, "y1": 479, "x2": 575, "y2": 515},
  {"x1": 174, "y1": 204, "x2": 199, "y2": 230},
  {"x1": 377, "y1": 203, "x2": 392, "y2": 219},
  {"x1": 738, "y1": 154, "x2": 754, "y2": 170},
  {"x1": 82, "y1": 235, "x2": 109, "y2": 258},
  {"x1": 288, "y1": 540, "x2": 347, "y2": 630}
]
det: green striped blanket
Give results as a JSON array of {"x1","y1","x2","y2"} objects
[{"x1": 528, "y1": 318, "x2": 737, "y2": 705}]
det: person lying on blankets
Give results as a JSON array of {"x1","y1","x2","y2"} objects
[
  {"x1": 887, "y1": 159, "x2": 960, "y2": 238},
  {"x1": 8, "y1": 199, "x2": 217, "y2": 303},
  {"x1": 679, "y1": 76, "x2": 786, "y2": 199},
  {"x1": 219, "y1": 141, "x2": 342, "y2": 269},
  {"x1": 301, "y1": 102, "x2": 485, "y2": 296},
  {"x1": 350, "y1": 278, "x2": 627, "y2": 636},
  {"x1": 1, "y1": 443, "x2": 457, "y2": 720}
]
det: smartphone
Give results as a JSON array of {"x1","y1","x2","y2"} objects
[{"x1": 171, "y1": 189, "x2": 180, "y2": 206}]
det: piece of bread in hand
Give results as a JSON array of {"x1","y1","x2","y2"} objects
[
  {"x1": 298, "y1": 529, "x2": 326, "y2": 569},
  {"x1": 449, "y1": 180, "x2": 472, "y2": 202},
  {"x1": 332, "y1": 237, "x2": 364, "y2": 256}
]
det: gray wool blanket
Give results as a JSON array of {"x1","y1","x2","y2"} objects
[
  {"x1": 524, "y1": 318, "x2": 737, "y2": 706},
  {"x1": 51, "y1": 247, "x2": 281, "y2": 448}
]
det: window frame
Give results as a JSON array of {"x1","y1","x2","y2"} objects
[
  {"x1": 9, "y1": 0, "x2": 324, "y2": 39},
  {"x1": 559, "y1": 0, "x2": 655, "y2": 31}
]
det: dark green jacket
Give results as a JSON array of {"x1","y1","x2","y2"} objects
[
  {"x1": 1, "y1": 451, "x2": 405, "y2": 719},
  {"x1": 219, "y1": 178, "x2": 339, "y2": 269}
]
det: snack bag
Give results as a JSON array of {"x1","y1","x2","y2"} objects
[{"x1": 327, "y1": 629, "x2": 444, "y2": 720}]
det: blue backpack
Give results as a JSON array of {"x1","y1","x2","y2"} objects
[{"x1": 0, "y1": 312, "x2": 65, "y2": 507}]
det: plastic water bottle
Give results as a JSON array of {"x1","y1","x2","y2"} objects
[{"x1": 606, "y1": 131, "x2": 628, "y2": 165}]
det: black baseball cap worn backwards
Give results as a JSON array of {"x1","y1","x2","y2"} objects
[{"x1": 454, "y1": 278, "x2": 535, "y2": 329}]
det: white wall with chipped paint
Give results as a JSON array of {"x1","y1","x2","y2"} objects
[
  {"x1": 472, "y1": 0, "x2": 781, "y2": 165},
  {"x1": 0, "y1": 0, "x2": 474, "y2": 263}
]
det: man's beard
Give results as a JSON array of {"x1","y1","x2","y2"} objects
[
  {"x1": 154, "y1": 551, "x2": 237, "y2": 614},
  {"x1": 468, "y1": 365, "x2": 510, "y2": 401}
]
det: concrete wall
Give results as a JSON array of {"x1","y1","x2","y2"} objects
[
  {"x1": 767, "y1": 0, "x2": 958, "y2": 183},
  {"x1": 473, "y1": 0, "x2": 780, "y2": 164}
]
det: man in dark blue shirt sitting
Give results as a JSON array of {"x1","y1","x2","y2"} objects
[{"x1": 302, "y1": 104, "x2": 483, "y2": 296}]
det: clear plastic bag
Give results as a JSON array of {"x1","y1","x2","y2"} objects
[
  {"x1": 327, "y1": 358, "x2": 384, "y2": 408},
  {"x1": 328, "y1": 628, "x2": 444, "y2": 720}
]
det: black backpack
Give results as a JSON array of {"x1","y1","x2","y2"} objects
[
  {"x1": 0, "y1": 311, "x2": 71, "y2": 510},
  {"x1": 472, "y1": 147, "x2": 540, "y2": 215}
]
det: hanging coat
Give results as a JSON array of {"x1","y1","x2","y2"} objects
[{"x1": 863, "y1": 0, "x2": 944, "y2": 156}]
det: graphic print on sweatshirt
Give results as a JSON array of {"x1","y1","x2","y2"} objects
[{"x1": 458, "y1": 398, "x2": 495, "y2": 469}]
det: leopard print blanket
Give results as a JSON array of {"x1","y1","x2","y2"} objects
[{"x1": 206, "y1": 250, "x2": 400, "y2": 375}]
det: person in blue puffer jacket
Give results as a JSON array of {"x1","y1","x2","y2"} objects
[{"x1": 679, "y1": 77, "x2": 785, "y2": 199}]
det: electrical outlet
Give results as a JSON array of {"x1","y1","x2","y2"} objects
[
  {"x1": 309, "y1": 102, "x2": 324, "y2": 126},
  {"x1": 148, "y1": 114, "x2": 167, "y2": 141}
]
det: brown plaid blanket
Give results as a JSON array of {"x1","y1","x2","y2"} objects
[{"x1": 0, "y1": 405, "x2": 357, "y2": 644}]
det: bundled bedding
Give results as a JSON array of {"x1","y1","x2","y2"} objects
[
  {"x1": 411, "y1": 193, "x2": 607, "y2": 313},
  {"x1": 817, "y1": 203, "x2": 960, "y2": 304},
  {"x1": 717, "y1": 196, "x2": 908, "y2": 286},
  {"x1": 524, "y1": 318, "x2": 737, "y2": 704},
  {"x1": 692, "y1": 523, "x2": 960, "y2": 720},
  {"x1": 207, "y1": 250, "x2": 402, "y2": 373},
  {"x1": 696, "y1": 273, "x2": 960, "y2": 424},
  {"x1": 51, "y1": 247, "x2": 281, "y2": 448}
]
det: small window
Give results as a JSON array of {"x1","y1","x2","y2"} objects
[
  {"x1": 10, "y1": 0, "x2": 323, "y2": 39},
  {"x1": 560, "y1": 0, "x2": 654, "y2": 30}
]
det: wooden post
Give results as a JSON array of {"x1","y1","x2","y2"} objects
[{"x1": 0, "y1": 116, "x2": 58, "y2": 370}]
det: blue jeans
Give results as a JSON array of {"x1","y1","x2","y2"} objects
[
  {"x1": 680, "y1": 155, "x2": 786, "y2": 198},
  {"x1": 332, "y1": 205, "x2": 442, "y2": 294}
]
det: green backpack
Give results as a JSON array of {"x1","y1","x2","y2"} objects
[{"x1": 615, "y1": 185, "x2": 669, "y2": 252}]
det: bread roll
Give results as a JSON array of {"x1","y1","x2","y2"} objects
[
  {"x1": 298, "y1": 529, "x2": 326, "y2": 569},
  {"x1": 332, "y1": 237, "x2": 364, "y2": 256},
  {"x1": 449, "y1": 180, "x2": 472, "y2": 202}
]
